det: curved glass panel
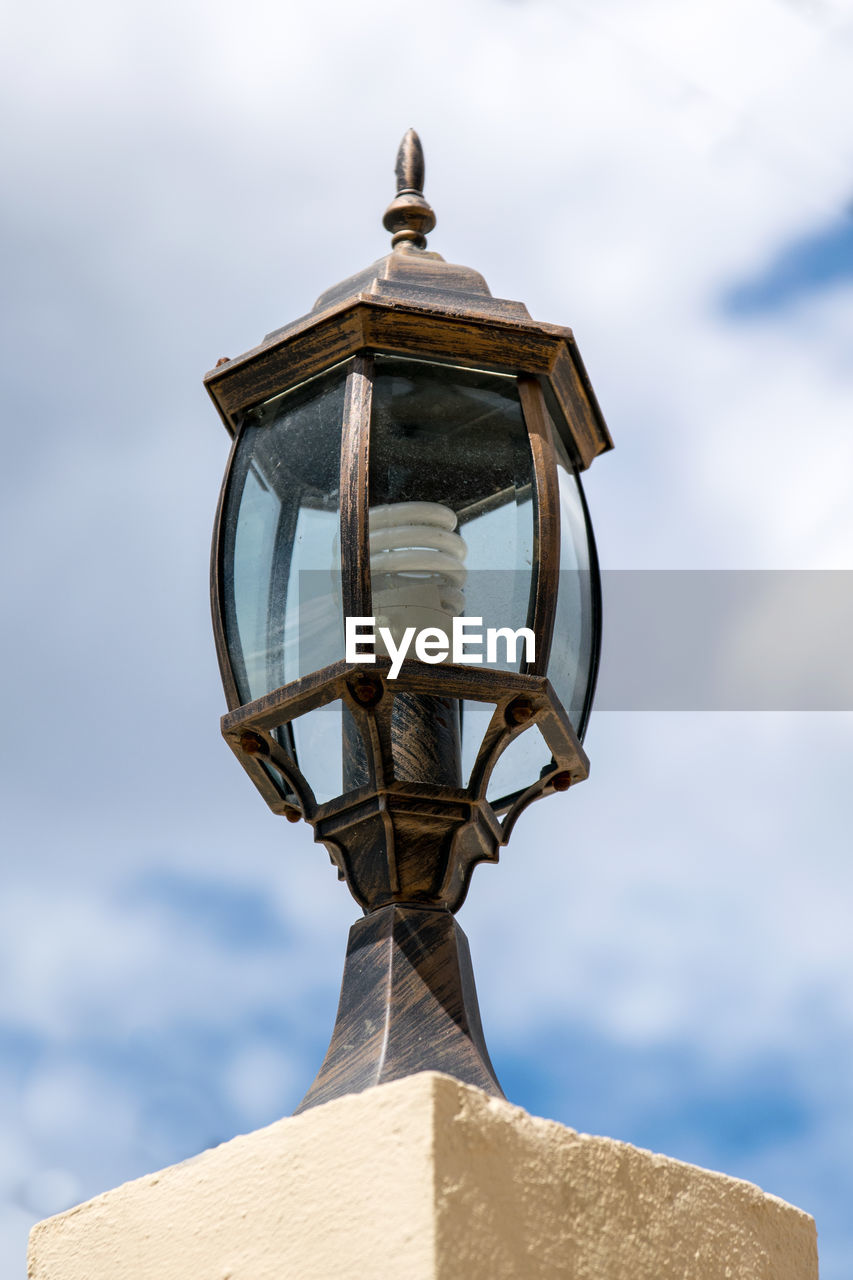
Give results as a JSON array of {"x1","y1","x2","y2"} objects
[
  {"x1": 548, "y1": 435, "x2": 600, "y2": 737},
  {"x1": 369, "y1": 357, "x2": 535, "y2": 674},
  {"x1": 289, "y1": 704, "x2": 344, "y2": 805},
  {"x1": 220, "y1": 365, "x2": 349, "y2": 705},
  {"x1": 460, "y1": 699, "x2": 497, "y2": 787},
  {"x1": 459, "y1": 700, "x2": 555, "y2": 812},
  {"x1": 486, "y1": 725, "x2": 552, "y2": 812}
]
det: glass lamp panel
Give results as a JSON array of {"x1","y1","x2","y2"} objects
[
  {"x1": 548, "y1": 434, "x2": 599, "y2": 737},
  {"x1": 220, "y1": 364, "x2": 349, "y2": 707},
  {"x1": 369, "y1": 357, "x2": 535, "y2": 673},
  {"x1": 486, "y1": 725, "x2": 553, "y2": 812},
  {"x1": 458, "y1": 697, "x2": 553, "y2": 812},
  {"x1": 289, "y1": 704, "x2": 344, "y2": 805},
  {"x1": 460, "y1": 700, "x2": 497, "y2": 787}
]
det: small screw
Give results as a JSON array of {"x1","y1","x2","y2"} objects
[
  {"x1": 239, "y1": 730, "x2": 268, "y2": 757},
  {"x1": 505, "y1": 698, "x2": 536, "y2": 727},
  {"x1": 348, "y1": 675, "x2": 383, "y2": 708},
  {"x1": 283, "y1": 805, "x2": 302, "y2": 823},
  {"x1": 551, "y1": 771, "x2": 573, "y2": 792},
  {"x1": 215, "y1": 356, "x2": 230, "y2": 367}
]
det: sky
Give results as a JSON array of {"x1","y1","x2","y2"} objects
[{"x1": 2, "y1": 0, "x2": 853, "y2": 1273}]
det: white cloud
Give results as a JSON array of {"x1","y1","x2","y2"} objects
[{"x1": 463, "y1": 713, "x2": 853, "y2": 1059}]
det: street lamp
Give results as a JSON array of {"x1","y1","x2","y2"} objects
[{"x1": 205, "y1": 131, "x2": 612, "y2": 1112}]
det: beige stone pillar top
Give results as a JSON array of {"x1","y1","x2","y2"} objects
[{"x1": 28, "y1": 1071, "x2": 818, "y2": 1280}]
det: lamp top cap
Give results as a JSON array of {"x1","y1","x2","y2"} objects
[
  {"x1": 309, "y1": 128, "x2": 517, "y2": 315},
  {"x1": 382, "y1": 129, "x2": 437, "y2": 251}
]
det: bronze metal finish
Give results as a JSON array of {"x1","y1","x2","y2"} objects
[
  {"x1": 238, "y1": 730, "x2": 268, "y2": 757},
  {"x1": 294, "y1": 905, "x2": 501, "y2": 1113},
  {"x1": 505, "y1": 698, "x2": 536, "y2": 727},
  {"x1": 339, "y1": 355, "x2": 373, "y2": 621},
  {"x1": 222, "y1": 659, "x2": 588, "y2": 916},
  {"x1": 348, "y1": 675, "x2": 383, "y2": 707},
  {"x1": 518, "y1": 379, "x2": 561, "y2": 676},
  {"x1": 382, "y1": 128, "x2": 437, "y2": 251},
  {"x1": 203, "y1": 134, "x2": 612, "y2": 472},
  {"x1": 205, "y1": 296, "x2": 611, "y2": 473}
]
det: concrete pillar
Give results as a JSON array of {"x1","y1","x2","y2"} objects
[{"x1": 28, "y1": 1072, "x2": 818, "y2": 1279}]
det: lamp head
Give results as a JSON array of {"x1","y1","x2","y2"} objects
[{"x1": 206, "y1": 132, "x2": 612, "y2": 914}]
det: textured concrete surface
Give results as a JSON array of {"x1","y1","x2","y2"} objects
[{"x1": 28, "y1": 1071, "x2": 818, "y2": 1279}]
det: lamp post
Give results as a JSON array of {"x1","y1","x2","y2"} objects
[{"x1": 205, "y1": 131, "x2": 612, "y2": 1113}]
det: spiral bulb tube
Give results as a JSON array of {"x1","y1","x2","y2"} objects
[{"x1": 369, "y1": 501, "x2": 467, "y2": 652}]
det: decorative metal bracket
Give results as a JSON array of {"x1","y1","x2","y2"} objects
[{"x1": 222, "y1": 659, "x2": 589, "y2": 915}]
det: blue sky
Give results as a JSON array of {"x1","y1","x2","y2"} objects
[
  {"x1": 723, "y1": 213, "x2": 853, "y2": 314},
  {"x1": 2, "y1": 0, "x2": 853, "y2": 1274}
]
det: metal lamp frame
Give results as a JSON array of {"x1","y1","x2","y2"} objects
[{"x1": 205, "y1": 131, "x2": 612, "y2": 1110}]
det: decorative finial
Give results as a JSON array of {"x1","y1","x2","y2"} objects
[
  {"x1": 382, "y1": 129, "x2": 437, "y2": 251},
  {"x1": 395, "y1": 128, "x2": 425, "y2": 194}
]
